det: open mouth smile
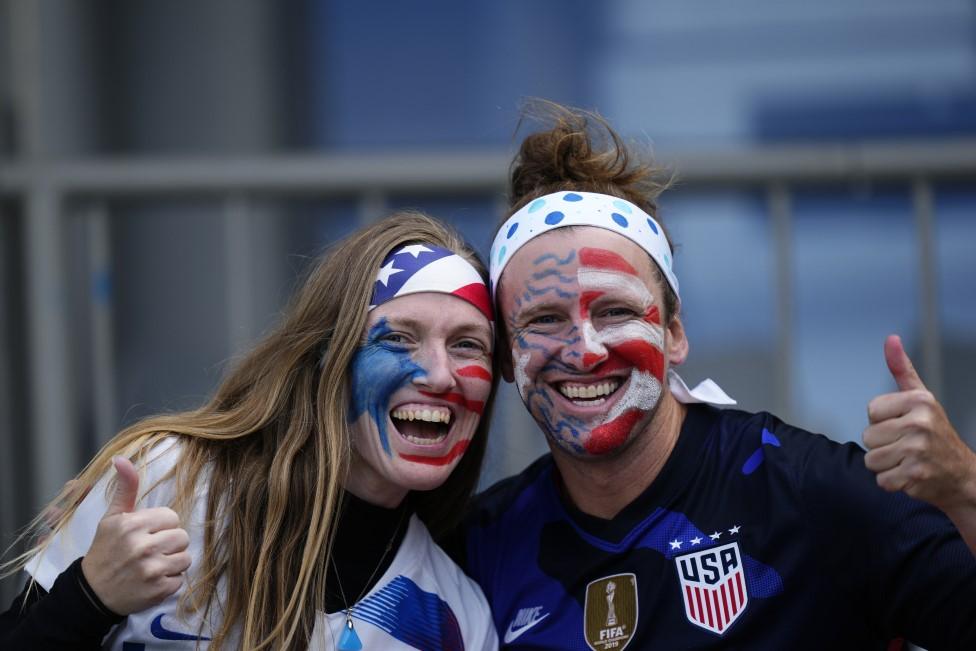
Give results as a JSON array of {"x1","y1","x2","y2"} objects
[
  {"x1": 390, "y1": 403, "x2": 455, "y2": 446},
  {"x1": 553, "y1": 377, "x2": 625, "y2": 408}
]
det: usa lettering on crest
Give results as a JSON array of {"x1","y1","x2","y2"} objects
[{"x1": 674, "y1": 541, "x2": 748, "y2": 635}]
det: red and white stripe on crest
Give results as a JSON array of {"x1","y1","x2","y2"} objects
[
  {"x1": 683, "y1": 571, "x2": 746, "y2": 635},
  {"x1": 676, "y1": 542, "x2": 748, "y2": 636}
]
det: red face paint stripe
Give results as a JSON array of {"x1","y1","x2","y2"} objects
[
  {"x1": 644, "y1": 305, "x2": 661, "y2": 325},
  {"x1": 579, "y1": 247, "x2": 638, "y2": 275},
  {"x1": 400, "y1": 439, "x2": 471, "y2": 466},
  {"x1": 611, "y1": 340, "x2": 665, "y2": 381},
  {"x1": 582, "y1": 352, "x2": 606, "y2": 368},
  {"x1": 579, "y1": 290, "x2": 604, "y2": 318},
  {"x1": 419, "y1": 391, "x2": 485, "y2": 415},
  {"x1": 457, "y1": 365, "x2": 492, "y2": 382},
  {"x1": 585, "y1": 409, "x2": 643, "y2": 454}
]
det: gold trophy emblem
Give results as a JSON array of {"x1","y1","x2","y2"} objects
[{"x1": 584, "y1": 574, "x2": 637, "y2": 651}]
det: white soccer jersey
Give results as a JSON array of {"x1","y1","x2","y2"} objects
[{"x1": 27, "y1": 439, "x2": 497, "y2": 650}]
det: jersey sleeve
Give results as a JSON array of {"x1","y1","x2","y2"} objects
[
  {"x1": 790, "y1": 424, "x2": 976, "y2": 648},
  {"x1": 24, "y1": 438, "x2": 184, "y2": 591}
]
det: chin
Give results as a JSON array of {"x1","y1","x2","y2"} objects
[{"x1": 389, "y1": 456, "x2": 462, "y2": 493}]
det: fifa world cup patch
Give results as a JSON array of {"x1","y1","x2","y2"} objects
[
  {"x1": 674, "y1": 541, "x2": 748, "y2": 635},
  {"x1": 584, "y1": 573, "x2": 638, "y2": 650}
]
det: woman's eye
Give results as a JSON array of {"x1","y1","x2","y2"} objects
[{"x1": 454, "y1": 339, "x2": 488, "y2": 354}]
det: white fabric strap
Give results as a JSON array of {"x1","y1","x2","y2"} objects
[{"x1": 668, "y1": 369, "x2": 736, "y2": 406}]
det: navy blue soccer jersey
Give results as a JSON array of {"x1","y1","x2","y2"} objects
[{"x1": 459, "y1": 404, "x2": 976, "y2": 650}]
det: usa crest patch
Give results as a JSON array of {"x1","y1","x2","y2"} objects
[{"x1": 674, "y1": 541, "x2": 748, "y2": 635}]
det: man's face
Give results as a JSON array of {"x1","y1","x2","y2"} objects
[{"x1": 497, "y1": 228, "x2": 685, "y2": 458}]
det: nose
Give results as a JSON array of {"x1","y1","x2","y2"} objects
[
  {"x1": 412, "y1": 343, "x2": 457, "y2": 393},
  {"x1": 560, "y1": 320, "x2": 608, "y2": 371}
]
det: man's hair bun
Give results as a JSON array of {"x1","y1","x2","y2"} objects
[{"x1": 508, "y1": 99, "x2": 673, "y2": 218}]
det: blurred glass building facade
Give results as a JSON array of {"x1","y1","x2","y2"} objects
[{"x1": 1, "y1": 0, "x2": 974, "y2": 608}]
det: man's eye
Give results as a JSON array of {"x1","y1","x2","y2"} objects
[
  {"x1": 530, "y1": 314, "x2": 561, "y2": 326},
  {"x1": 600, "y1": 307, "x2": 636, "y2": 318},
  {"x1": 381, "y1": 333, "x2": 409, "y2": 345}
]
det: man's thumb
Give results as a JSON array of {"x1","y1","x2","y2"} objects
[
  {"x1": 105, "y1": 456, "x2": 140, "y2": 517},
  {"x1": 884, "y1": 334, "x2": 926, "y2": 392}
]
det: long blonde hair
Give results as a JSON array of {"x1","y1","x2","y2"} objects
[{"x1": 6, "y1": 211, "x2": 495, "y2": 650}]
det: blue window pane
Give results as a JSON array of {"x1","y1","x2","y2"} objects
[
  {"x1": 792, "y1": 187, "x2": 917, "y2": 443},
  {"x1": 661, "y1": 190, "x2": 777, "y2": 413},
  {"x1": 935, "y1": 186, "x2": 976, "y2": 445},
  {"x1": 386, "y1": 194, "x2": 499, "y2": 261}
]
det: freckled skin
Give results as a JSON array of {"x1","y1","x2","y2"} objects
[
  {"x1": 499, "y1": 229, "x2": 677, "y2": 458},
  {"x1": 347, "y1": 293, "x2": 493, "y2": 504}
]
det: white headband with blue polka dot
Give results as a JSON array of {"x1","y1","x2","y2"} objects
[{"x1": 490, "y1": 191, "x2": 679, "y2": 299}]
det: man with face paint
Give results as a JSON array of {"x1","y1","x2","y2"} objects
[{"x1": 450, "y1": 105, "x2": 976, "y2": 650}]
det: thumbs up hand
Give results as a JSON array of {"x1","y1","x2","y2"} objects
[
  {"x1": 79, "y1": 456, "x2": 192, "y2": 615},
  {"x1": 863, "y1": 335, "x2": 976, "y2": 514}
]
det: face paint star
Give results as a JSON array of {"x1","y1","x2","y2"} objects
[
  {"x1": 729, "y1": 525, "x2": 741, "y2": 535},
  {"x1": 690, "y1": 536, "x2": 702, "y2": 546},
  {"x1": 376, "y1": 259, "x2": 402, "y2": 286},
  {"x1": 669, "y1": 539, "x2": 682, "y2": 550},
  {"x1": 397, "y1": 244, "x2": 432, "y2": 258},
  {"x1": 710, "y1": 531, "x2": 722, "y2": 541}
]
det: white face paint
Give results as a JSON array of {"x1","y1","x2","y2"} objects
[{"x1": 513, "y1": 350, "x2": 531, "y2": 399}]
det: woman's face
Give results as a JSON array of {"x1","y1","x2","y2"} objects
[{"x1": 347, "y1": 292, "x2": 493, "y2": 506}]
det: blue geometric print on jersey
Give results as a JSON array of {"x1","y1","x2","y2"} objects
[
  {"x1": 741, "y1": 427, "x2": 783, "y2": 476},
  {"x1": 561, "y1": 507, "x2": 783, "y2": 598},
  {"x1": 354, "y1": 576, "x2": 465, "y2": 651}
]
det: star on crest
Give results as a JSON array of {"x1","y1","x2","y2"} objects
[
  {"x1": 709, "y1": 531, "x2": 722, "y2": 541},
  {"x1": 397, "y1": 244, "x2": 432, "y2": 258},
  {"x1": 690, "y1": 536, "x2": 703, "y2": 546},
  {"x1": 376, "y1": 259, "x2": 402, "y2": 286},
  {"x1": 669, "y1": 539, "x2": 683, "y2": 550},
  {"x1": 729, "y1": 525, "x2": 741, "y2": 535}
]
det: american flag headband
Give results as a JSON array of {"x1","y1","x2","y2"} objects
[
  {"x1": 489, "y1": 191, "x2": 680, "y2": 301},
  {"x1": 368, "y1": 243, "x2": 494, "y2": 322}
]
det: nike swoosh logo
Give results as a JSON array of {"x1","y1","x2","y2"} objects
[
  {"x1": 150, "y1": 614, "x2": 212, "y2": 641},
  {"x1": 503, "y1": 612, "x2": 550, "y2": 643}
]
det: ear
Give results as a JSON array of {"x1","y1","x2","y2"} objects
[{"x1": 666, "y1": 314, "x2": 689, "y2": 366}]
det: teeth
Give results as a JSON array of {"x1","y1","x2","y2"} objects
[
  {"x1": 392, "y1": 408, "x2": 451, "y2": 424},
  {"x1": 558, "y1": 380, "x2": 620, "y2": 401}
]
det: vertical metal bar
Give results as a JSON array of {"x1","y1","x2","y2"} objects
[
  {"x1": 24, "y1": 183, "x2": 78, "y2": 506},
  {"x1": 0, "y1": 203, "x2": 21, "y2": 604},
  {"x1": 912, "y1": 178, "x2": 943, "y2": 398},
  {"x1": 767, "y1": 182, "x2": 794, "y2": 419},
  {"x1": 224, "y1": 193, "x2": 254, "y2": 357},
  {"x1": 86, "y1": 201, "x2": 118, "y2": 447}
]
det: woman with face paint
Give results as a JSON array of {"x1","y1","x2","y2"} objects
[
  {"x1": 455, "y1": 103, "x2": 976, "y2": 649},
  {"x1": 2, "y1": 212, "x2": 499, "y2": 650}
]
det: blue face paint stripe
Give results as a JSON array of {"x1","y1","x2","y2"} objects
[
  {"x1": 531, "y1": 268, "x2": 575, "y2": 282},
  {"x1": 349, "y1": 319, "x2": 426, "y2": 456},
  {"x1": 532, "y1": 250, "x2": 576, "y2": 266}
]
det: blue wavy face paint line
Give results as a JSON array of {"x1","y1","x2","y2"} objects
[{"x1": 349, "y1": 319, "x2": 426, "y2": 456}]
